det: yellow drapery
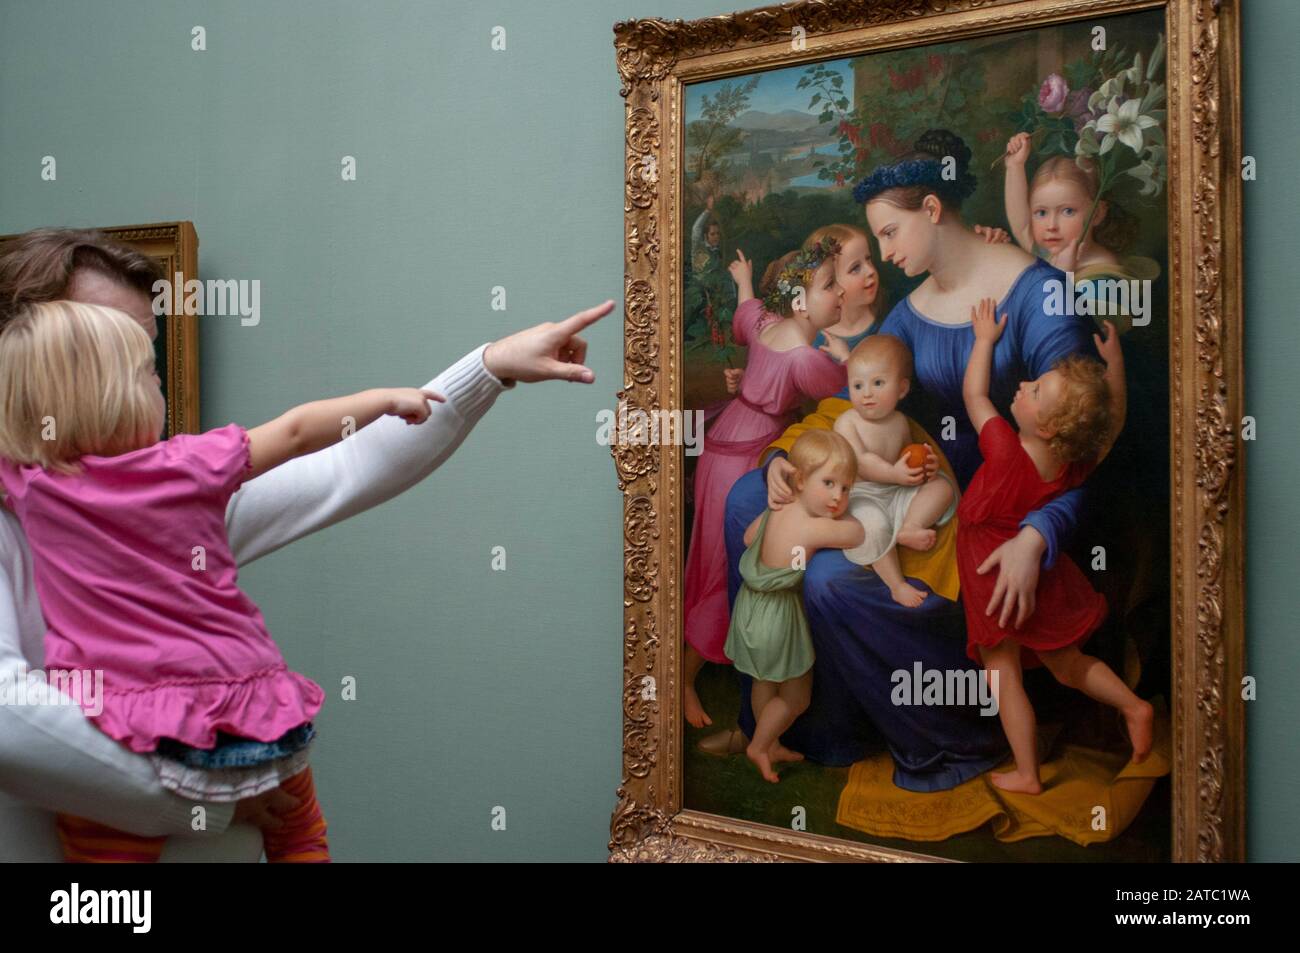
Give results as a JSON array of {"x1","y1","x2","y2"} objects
[{"x1": 835, "y1": 697, "x2": 1170, "y2": 845}]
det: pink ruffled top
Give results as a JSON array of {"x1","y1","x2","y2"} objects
[{"x1": 0, "y1": 424, "x2": 323, "y2": 753}]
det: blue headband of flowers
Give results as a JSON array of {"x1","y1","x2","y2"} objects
[{"x1": 851, "y1": 158, "x2": 977, "y2": 205}]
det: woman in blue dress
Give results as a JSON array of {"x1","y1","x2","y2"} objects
[{"x1": 719, "y1": 130, "x2": 1105, "y2": 792}]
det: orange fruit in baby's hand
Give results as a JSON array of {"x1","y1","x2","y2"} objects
[{"x1": 902, "y1": 443, "x2": 928, "y2": 469}]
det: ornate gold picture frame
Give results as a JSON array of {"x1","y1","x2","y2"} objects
[
  {"x1": 103, "y1": 221, "x2": 201, "y2": 437},
  {"x1": 610, "y1": 0, "x2": 1243, "y2": 862}
]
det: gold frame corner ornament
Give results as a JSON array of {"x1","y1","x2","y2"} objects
[{"x1": 611, "y1": 0, "x2": 1244, "y2": 863}]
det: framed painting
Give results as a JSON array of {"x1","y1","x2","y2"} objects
[
  {"x1": 610, "y1": 0, "x2": 1243, "y2": 862},
  {"x1": 102, "y1": 221, "x2": 201, "y2": 437},
  {"x1": 0, "y1": 220, "x2": 200, "y2": 438}
]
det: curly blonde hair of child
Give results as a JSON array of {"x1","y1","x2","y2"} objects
[
  {"x1": 846, "y1": 333, "x2": 913, "y2": 390},
  {"x1": 0, "y1": 300, "x2": 160, "y2": 476},
  {"x1": 1038, "y1": 353, "x2": 1113, "y2": 465},
  {"x1": 788, "y1": 429, "x2": 857, "y2": 491}
]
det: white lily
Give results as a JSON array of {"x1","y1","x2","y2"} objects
[
  {"x1": 1147, "y1": 34, "x2": 1166, "y2": 80},
  {"x1": 1096, "y1": 96, "x2": 1160, "y2": 154},
  {"x1": 1140, "y1": 82, "x2": 1166, "y2": 115},
  {"x1": 1124, "y1": 52, "x2": 1144, "y2": 87},
  {"x1": 1126, "y1": 160, "x2": 1162, "y2": 197},
  {"x1": 1075, "y1": 124, "x2": 1102, "y2": 158}
]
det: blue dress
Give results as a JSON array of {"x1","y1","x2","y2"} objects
[{"x1": 724, "y1": 258, "x2": 1103, "y2": 791}]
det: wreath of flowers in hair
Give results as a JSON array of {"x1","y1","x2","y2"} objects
[
  {"x1": 761, "y1": 236, "x2": 842, "y2": 315},
  {"x1": 851, "y1": 157, "x2": 977, "y2": 205}
]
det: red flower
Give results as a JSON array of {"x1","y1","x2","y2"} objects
[
  {"x1": 888, "y1": 67, "x2": 904, "y2": 91},
  {"x1": 928, "y1": 54, "x2": 944, "y2": 77}
]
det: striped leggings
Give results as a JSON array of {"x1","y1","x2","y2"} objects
[{"x1": 55, "y1": 765, "x2": 330, "y2": 863}]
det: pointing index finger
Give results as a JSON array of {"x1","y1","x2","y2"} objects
[{"x1": 555, "y1": 300, "x2": 615, "y2": 338}]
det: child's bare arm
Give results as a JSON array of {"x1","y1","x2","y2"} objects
[
  {"x1": 962, "y1": 298, "x2": 1006, "y2": 435},
  {"x1": 1004, "y1": 133, "x2": 1034, "y2": 252},
  {"x1": 1092, "y1": 319, "x2": 1127, "y2": 465},
  {"x1": 808, "y1": 515, "x2": 866, "y2": 552},
  {"x1": 246, "y1": 388, "x2": 443, "y2": 481},
  {"x1": 834, "y1": 413, "x2": 895, "y2": 483},
  {"x1": 729, "y1": 249, "x2": 755, "y2": 304}
]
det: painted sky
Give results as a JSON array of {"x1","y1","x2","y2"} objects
[{"x1": 684, "y1": 57, "x2": 854, "y2": 123}]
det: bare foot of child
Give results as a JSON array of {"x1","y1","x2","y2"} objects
[
  {"x1": 770, "y1": 742, "x2": 805, "y2": 765},
  {"x1": 746, "y1": 742, "x2": 780, "y2": 783},
  {"x1": 684, "y1": 685, "x2": 712, "y2": 729},
  {"x1": 990, "y1": 770, "x2": 1043, "y2": 795},
  {"x1": 888, "y1": 579, "x2": 927, "y2": 608},
  {"x1": 896, "y1": 525, "x2": 936, "y2": 551},
  {"x1": 1123, "y1": 699, "x2": 1155, "y2": 763}
]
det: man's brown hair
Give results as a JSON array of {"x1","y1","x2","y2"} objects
[{"x1": 0, "y1": 228, "x2": 162, "y2": 331}]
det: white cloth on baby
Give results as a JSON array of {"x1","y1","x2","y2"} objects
[{"x1": 841, "y1": 471, "x2": 958, "y2": 568}]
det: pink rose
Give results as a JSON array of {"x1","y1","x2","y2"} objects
[{"x1": 1038, "y1": 73, "x2": 1069, "y2": 113}]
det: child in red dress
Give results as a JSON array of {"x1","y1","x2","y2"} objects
[{"x1": 956, "y1": 298, "x2": 1154, "y2": 795}]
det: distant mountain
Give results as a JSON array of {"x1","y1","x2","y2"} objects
[{"x1": 731, "y1": 109, "x2": 829, "y2": 133}]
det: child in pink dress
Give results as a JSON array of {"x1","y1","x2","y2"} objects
[
  {"x1": 0, "y1": 301, "x2": 443, "y2": 862},
  {"x1": 683, "y1": 237, "x2": 850, "y2": 729}
]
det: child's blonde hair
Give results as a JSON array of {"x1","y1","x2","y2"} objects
[
  {"x1": 846, "y1": 333, "x2": 913, "y2": 388},
  {"x1": 0, "y1": 300, "x2": 159, "y2": 475},
  {"x1": 788, "y1": 429, "x2": 857, "y2": 491},
  {"x1": 1039, "y1": 354, "x2": 1112, "y2": 464},
  {"x1": 1030, "y1": 156, "x2": 1137, "y2": 254}
]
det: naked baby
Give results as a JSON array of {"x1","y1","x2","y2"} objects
[{"x1": 832, "y1": 333, "x2": 958, "y2": 607}]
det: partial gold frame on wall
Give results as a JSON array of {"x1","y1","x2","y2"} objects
[
  {"x1": 102, "y1": 221, "x2": 201, "y2": 437},
  {"x1": 610, "y1": 0, "x2": 1244, "y2": 862}
]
